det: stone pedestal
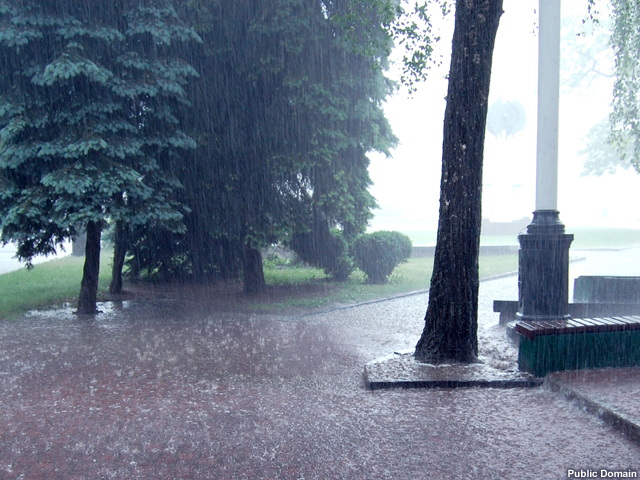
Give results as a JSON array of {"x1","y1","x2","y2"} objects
[{"x1": 517, "y1": 210, "x2": 573, "y2": 321}]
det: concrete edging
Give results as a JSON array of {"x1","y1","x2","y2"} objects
[{"x1": 545, "y1": 374, "x2": 640, "y2": 445}]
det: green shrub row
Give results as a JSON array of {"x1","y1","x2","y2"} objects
[{"x1": 290, "y1": 229, "x2": 412, "y2": 284}]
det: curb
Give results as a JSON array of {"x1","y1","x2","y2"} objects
[
  {"x1": 545, "y1": 374, "x2": 640, "y2": 445},
  {"x1": 365, "y1": 376, "x2": 544, "y2": 390},
  {"x1": 363, "y1": 352, "x2": 543, "y2": 391},
  {"x1": 287, "y1": 288, "x2": 430, "y2": 321}
]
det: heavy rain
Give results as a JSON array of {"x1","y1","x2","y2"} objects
[{"x1": 1, "y1": 0, "x2": 640, "y2": 478}]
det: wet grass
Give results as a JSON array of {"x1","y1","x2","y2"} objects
[
  {"x1": 569, "y1": 227, "x2": 640, "y2": 249},
  {"x1": 261, "y1": 257, "x2": 432, "y2": 310},
  {"x1": 259, "y1": 254, "x2": 518, "y2": 311},
  {"x1": 404, "y1": 227, "x2": 640, "y2": 249},
  {"x1": 0, "y1": 254, "x2": 112, "y2": 320},
  {"x1": 404, "y1": 231, "x2": 520, "y2": 246},
  {"x1": 2, "y1": 224, "x2": 637, "y2": 317},
  {"x1": 0, "y1": 253, "x2": 517, "y2": 318}
]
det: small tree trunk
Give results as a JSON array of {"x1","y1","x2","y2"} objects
[
  {"x1": 109, "y1": 221, "x2": 127, "y2": 294},
  {"x1": 242, "y1": 245, "x2": 266, "y2": 294},
  {"x1": 76, "y1": 220, "x2": 102, "y2": 314},
  {"x1": 414, "y1": 0, "x2": 503, "y2": 364}
]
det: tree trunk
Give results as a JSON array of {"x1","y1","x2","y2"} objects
[
  {"x1": 242, "y1": 244, "x2": 266, "y2": 294},
  {"x1": 76, "y1": 220, "x2": 102, "y2": 314},
  {"x1": 109, "y1": 221, "x2": 127, "y2": 294},
  {"x1": 414, "y1": 0, "x2": 503, "y2": 364}
]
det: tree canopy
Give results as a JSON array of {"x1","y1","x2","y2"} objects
[
  {"x1": 0, "y1": 0, "x2": 200, "y2": 312},
  {"x1": 128, "y1": 0, "x2": 399, "y2": 291},
  {"x1": 575, "y1": 0, "x2": 640, "y2": 175},
  {"x1": 609, "y1": 0, "x2": 640, "y2": 168}
]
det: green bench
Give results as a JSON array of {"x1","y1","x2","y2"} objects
[{"x1": 516, "y1": 316, "x2": 640, "y2": 377}]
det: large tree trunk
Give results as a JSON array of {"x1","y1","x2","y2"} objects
[
  {"x1": 109, "y1": 221, "x2": 127, "y2": 294},
  {"x1": 76, "y1": 220, "x2": 102, "y2": 314},
  {"x1": 242, "y1": 244, "x2": 266, "y2": 294},
  {"x1": 415, "y1": 0, "x2": 503, "y2": 364}
]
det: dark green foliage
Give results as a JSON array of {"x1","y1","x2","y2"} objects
[
  {"x1": 290, "y1": 222, "x2": 354, "y2": 281},
  {"x1": 0, "y1": 0, "x2": 199, "y2": 311},
  {"x1": 610, "y1": 0, "x2": 640, "y2": 168},
  {"x1": 143, "y1": 0, "x2": 398, "y2": 288},
  {"x1": 354, "y1": 231, "x2": 412, "y2": 284}
]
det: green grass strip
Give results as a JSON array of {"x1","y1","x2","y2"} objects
[
  {"x1": 0, "y1": 254, "x2": 112, "y2": 320},
  {"x1": 403, "y1": 227, "x2": 640, "y2": 249},
  {"x1": 257, "y1": 254, "x2": 518, "y2": 311}
]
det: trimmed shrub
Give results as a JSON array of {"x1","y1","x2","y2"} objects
[
  {"x1": 289, "y1": 226, "x2": 354, "y2": 281},
  {"x1": 354, "y1": 231, "x2": 412, "y2": 284}
]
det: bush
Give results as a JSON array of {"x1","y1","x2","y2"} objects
[
  {"x1": 354, "y1": 231, "x2": 413, "y2": 284},
  {"x1": 289, "y1": 225, "x2": 354, "y2": 281},
  {"x1": 323, "y1": 229, "x2": 354, "y2": 281}
]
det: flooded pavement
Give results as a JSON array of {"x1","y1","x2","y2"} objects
[
  {"x1": 546, "y1": 367, "x2": 640, "y2": 443},
  {"x1": 2, "y1": 258, "x2": 640, "y2": 478}
]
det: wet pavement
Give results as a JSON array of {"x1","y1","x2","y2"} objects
[{"x1": 1, "y1": 249, "x2": 640, "y2": 478}]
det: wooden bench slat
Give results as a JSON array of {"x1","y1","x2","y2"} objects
[
  {"x1": 566, "y1": 319, "x2": 586, "y2": 330},
  {"x1": 568, "y1": 318, "x2": 601, "y2": 332},
  {"x1": 582, "y1": 317, "x2": 623, "y2": 332},
  {"x1": 609, "y1": 316, "x2": 640, "y2": 329},
  {"x1": 591, "y1": 317, "x2": 628, "y2": 332},
  {"x1": 617, "y1": 316, "x2": 640, "y2": 328},
  {"x1": 549, "y1": 320, "x2": 575, "y2": 335},
  {"x1": 599, "y1": 317, "x2": 632, "y2": 330},
  {"x1": 536, "y1": 320, "x2": 561, "y2": 335},
  {"x1": 515, "y1": 315, "x2": 640, "y2": 338},
  {"x1": 593, "y1": 317, "x2": 623, "y2": 326},
  {"x1": 515, "y1": 321, "x2": 538, "y2": 340}
]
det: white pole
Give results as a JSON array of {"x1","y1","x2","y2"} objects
[{"x1": 535, "y1": 0, "x2": 561, "y2": 211}]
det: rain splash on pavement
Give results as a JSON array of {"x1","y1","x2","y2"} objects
[{"x1": 1, "y1": 274, "x2": 639, "y2": 479}]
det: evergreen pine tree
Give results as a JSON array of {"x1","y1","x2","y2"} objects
[{"x1": 0, "y1": 0, "x2": 200, "y2": 313}]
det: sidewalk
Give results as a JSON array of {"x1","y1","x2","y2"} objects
[
  {"x1": 0, "y1": 249, "x2": 640, "y2": 478},
  {"x1": 363, "y1": 247, "x2": 640, "y2": 449}
]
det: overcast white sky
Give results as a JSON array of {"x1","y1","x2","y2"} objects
[{"x1": 368, "y1": 0, "x2": 640, "y2": 232}]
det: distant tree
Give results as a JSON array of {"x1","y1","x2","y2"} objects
[
  {"x1": 283, "y1": 0, "x2": 398, "y2": 281},
  {"x1": 0, "y1": 0, "x2": 200, "y2": 312},
  {"x1": 609, "y1": 0, "x2": 640, "y2": 168},
  {"x1": 572, "y1": 1, "x2": 640, "y2": 176},
  {"x1": 558, "y1": 10, "x2": 627, "y2": 177},
  {"x1": 561, "y1": 12, "x2": 614, "y2": 93},
  {"x1": 579, "y1": 118, "x2": 633, "y2": 176},
  {"x1": 414, "y1": 0, "x2": 503, "y2": 364}
]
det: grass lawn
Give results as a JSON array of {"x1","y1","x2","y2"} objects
[
  {"x1": 0, "y1": 254, "x2": 112, "y2": 320},
  {"x1": 403, "y1": 227, "x2": 640, "y2": 249},
  {"x1": 257, "y1": 254, "x2": 518, "y2": 311},
  {"x1": 1, "y1": 226, "x2": 638, "y2": 318},
  {"x1": 569, "y1": 227, "x2": 640, "y2": 249}
]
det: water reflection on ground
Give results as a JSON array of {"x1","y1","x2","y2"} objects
[{"x1": 2, "y1": 267, "x2": 640, "y2": 478}]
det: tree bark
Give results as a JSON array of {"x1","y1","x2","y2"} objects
[
  {"x1": 414, "y1": 0, "x2": 503, "y2": 364},
  {"x1": 76, "y1": 220, "x2": 102, "y2": 314},
  {"x1": 242, "y1": 244, "x2": 266, "y2": 294},
  {"x1": 109, "y1": 221, "x2": 127, "y2": 294}
]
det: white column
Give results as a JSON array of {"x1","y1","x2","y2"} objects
[{"x1": 535, "y1": 0, "x2": 561, "y2": 211}]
